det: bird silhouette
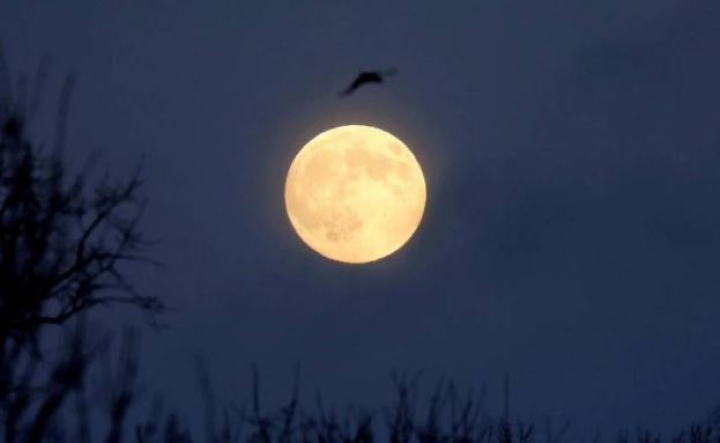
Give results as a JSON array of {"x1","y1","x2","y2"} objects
[{"x1": 338, "y1": 68, "x2": 397, "y2": 97}]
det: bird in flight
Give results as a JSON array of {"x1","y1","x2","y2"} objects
[{"x1": 338, "y1": 68, "x2": 398, "y2": 97}]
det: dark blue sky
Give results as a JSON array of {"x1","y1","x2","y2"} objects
[{"x1": 3, "y1": 0, "x2": 720, "y2": 437}]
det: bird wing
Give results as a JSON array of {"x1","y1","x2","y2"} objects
[
  {"x1": 338, "y1": 69, "x2": 396, "y2": 97},
  {"x1": 338, "y1": 74, "x2": 366, "y2": 96},
  {"x1": 338, "y1": 87, "x2": 354, "y2": 97}
]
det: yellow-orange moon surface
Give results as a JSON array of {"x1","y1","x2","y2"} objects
[{"x1": 284, "y1": 125, "x2": 426, "y2": 264}]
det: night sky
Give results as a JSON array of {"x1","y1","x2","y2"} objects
[{"x1": 3, "y1": 0, "x2": 720, "y2": 437}]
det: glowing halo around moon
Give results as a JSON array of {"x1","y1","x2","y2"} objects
[{"x1": 284, "y1": 125, "x2": 426, "y2": 264}]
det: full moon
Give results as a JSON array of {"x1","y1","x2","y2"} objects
[{"x1": 285, "y1": 125, "x2": 426, "y2": 264}]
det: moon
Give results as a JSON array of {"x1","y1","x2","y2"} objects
[{"x1": 284, "y1": 125, "x2": 426, "y2": 264}]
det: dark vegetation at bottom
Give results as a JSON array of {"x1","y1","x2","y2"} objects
[{"x1": 2, "y1": 321, "x2": 719, "y2": 443}]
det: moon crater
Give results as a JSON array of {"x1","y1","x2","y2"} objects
[{"x1": 285, "y1": 125, "x2": 426, "y2": 264}]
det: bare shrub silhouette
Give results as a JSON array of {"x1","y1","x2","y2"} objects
[
  {"x1": 142, "y1": 367, "x2": 715, "y2": 443},
  {"x1": 1, "y1": 46, "x2": 164, "y2": 442}
]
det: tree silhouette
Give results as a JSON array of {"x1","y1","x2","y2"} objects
[{"x1": 0, "y1": 47, "x2": 164, "y2": 442}]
